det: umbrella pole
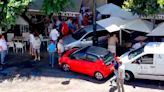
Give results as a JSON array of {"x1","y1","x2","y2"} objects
[{"x1": 119, "y1": 30, "x2": 122, "y2": 46}]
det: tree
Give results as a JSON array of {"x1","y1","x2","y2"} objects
[
  {"x1": 123, "y1": 0, "x2": 164, "y2": 16},
  {"x1": 41, "y1": 0, "x2": 73, "y2": 16},
  {"x1": 0, "y1": 0, "x2": 31, "y2": 31}
]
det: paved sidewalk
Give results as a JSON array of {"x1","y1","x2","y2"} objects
[{"x1": 0, "y1": 53, "x2": 164, "y2": 92}]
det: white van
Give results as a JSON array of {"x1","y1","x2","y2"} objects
[{"x1": 120, "y1": 42, "x2": 164, "y2": 81}]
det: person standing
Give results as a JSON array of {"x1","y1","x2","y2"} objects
[
  {"x1": 132, "y1": 41, "x2": 145, "y2": 49},
  {"x1": 29, "y1": 31, "x2": 35, "y2": 55},
  {"x1": 109, "y1": 59, "x2": 119, "y2": 86},
  {"x1": 117, "y1": 61, "x2": 125, "y2": 92},
  {"x1": 0, "y1": 35, "x2": 8, "y2": 65},
  {"x1": 33, "y1": 35, "x2": 41, "y2": 61},
  {"x1": 108, "y1": 34, "x2": 119, "y2": 55},
  {"x1": 49, "y1": 27, "x2": 60, "y2": 44},
  {"x1": 57, "y1": 39, "x2": 64, "y2": 57},
  {"x1": 47, "y1": 40, "x2": 56, "y2": 68}
]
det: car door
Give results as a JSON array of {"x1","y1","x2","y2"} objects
[
  {"x1": 137, "y1": 54, "x2": 156, "y2": 79},
  {"x1": 153, "y1": 54, "x2": 164, "y2": 80},
  {"x1": 81, "y1": 54, "x2": 98, "y2": 75},
  {"x1": 80, "y1": 32, "x2": 93, "y2": 47},
  {"x1": 69, "y1": 51, "x2": 86, "y2": 73}
]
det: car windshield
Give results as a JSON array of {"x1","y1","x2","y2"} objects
[
  {"x1": 72, "y1": 28, "x2": 87, "y2": 40},
  {"x1": 128, "y1": 45, "x2": 145, "y2": 59},
  {"x1": 103, "y1": 52, "x2": 114, "y2": 65}
]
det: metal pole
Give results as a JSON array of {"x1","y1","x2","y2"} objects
[
  {"x1": 119, "y1": 30, "x2": 122, "y2": 46},
  {"x1": 93, "y1": 0, "x2": 98, "y2": 46}
]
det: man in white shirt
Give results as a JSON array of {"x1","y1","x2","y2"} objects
[
  {"x1": 132, "y1": 41, "x2": 145, "y2": 49},
  {"x1": 49, "y1": 28, "x2": 59, "y2": 43},
  {"x1": 117, "y1": 61, "x2": 125, "y2": 92},
  {"x1": 0, "y1": 35, "x2": 7, "y2": 65}
]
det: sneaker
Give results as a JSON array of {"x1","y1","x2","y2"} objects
[
  {"x1": 0, "y1": 66, "x2": 3, "y2": 70},
  {"x1": 34, "y1": 58, "x2": 37, "y2": 61},
  {"x1": 1, "y1": 62, "x2": 6, "y2": 65},
  {"x1": 38, "y1": 57, "x2": 40, "y2": 61}
]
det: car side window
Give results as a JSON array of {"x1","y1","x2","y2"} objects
[
  {"x1": 72, "y1": 52, "x2": 86, "y2": 60},
  {"x1": 140, "y1": 54, "x2": 154, "y2": 64},
  {"x1": 85, "y1": 54, "x2": 98, "y2": 62},
  {"x1": 84, "y1": 32, "x2": 93, "y2": 41},
  {"x1": 132, "y1": 54, "x2": 154, "y2": 64}
]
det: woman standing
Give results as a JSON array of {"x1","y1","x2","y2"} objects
[{"x1": 0, "y1": 35, "x2": 8, "y2": 65}]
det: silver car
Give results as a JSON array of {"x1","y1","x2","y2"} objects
[{"x1": 63, "y1": 25, "x2": 108, "y2": 50}]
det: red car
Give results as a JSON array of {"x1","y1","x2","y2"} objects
[{"x1": 59, "y1": 46, "x2": 114, "y2": 80}]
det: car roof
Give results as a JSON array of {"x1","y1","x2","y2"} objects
[
  {"x1": 86, "y1": 46, "x2": 110, "y2": 57},
  {"x1": 83, "y1": 25, "x2": 105, "y2": 33},
  {"x1": 144, "y1": 42, "x2": 164, "y2": 54}
]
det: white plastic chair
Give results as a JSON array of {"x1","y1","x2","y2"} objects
[
  {"x1": 14, "y1": 42, "x2": 26, "y2": 53},
  {"x1": 7, "y1": 41, "x2": 15, "y2": 52}
]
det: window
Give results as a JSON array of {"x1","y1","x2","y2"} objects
[
  {"x1": 72, "y1": 28, "x2": 87, "y2": 40},
  {"x1": 72, "y1": 52, "x2": 86, "y2": 60},
  {"x1": 85, "y1": 54, "x2": 98, "y2": 62},
  {"x1": 140, "y1": 54, "x2": 154, "y2": 64},
  {"x1": 131, "y1": 54, "x2": 154, "y2": 64},
  {"x1": 103, "y1": 52, "x2": 114, "y2": 65},
  {"x1": 84, "y1": 32, "x2": 93, "y2": 41},
  {"x1": 128, "y1": 45, "x2": 145, "y2": 59}
]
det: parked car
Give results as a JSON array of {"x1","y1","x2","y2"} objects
[
  {"x1": 120, "y1": 42, "x2": 164, "y2": 81},
  {"x1": 59, "y1": 46, "x2": 114, "y2": 80},
  {"x1": 63, "y1": 25, "x2": 109, "y2": 50}
]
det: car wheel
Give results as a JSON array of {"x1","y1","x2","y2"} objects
[
  {"x1": 94, "y1": 72, "x2": 104, "y2": 80},
  {"x1": 62, "y1": 64, "x2": 70, "y2": 72},
  {"x1": 125, "y1": 71, "x2": 134, "y2": 81}
]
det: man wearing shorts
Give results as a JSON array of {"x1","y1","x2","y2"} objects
[{"x1": 108, "y1": 34, "x2": 118, "y2": 55}]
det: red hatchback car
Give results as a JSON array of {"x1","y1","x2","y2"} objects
[{"x1": 59, "y1": 46, "x2": 114, "y2": 80}]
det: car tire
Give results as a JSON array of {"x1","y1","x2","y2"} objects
[
  {"x1": 94, "y1": 72, "x2": 104, "y2": 80},
  {"x1": 62, "y1": 64, "x2": 70, "y2": 72},
  {"x1": 125, "y1": 71, "x2": 134, "y2": 81}
]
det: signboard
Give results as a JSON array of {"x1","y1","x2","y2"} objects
[{"x1": 141, "y1": 14, "x2": 164, "y2": 20}]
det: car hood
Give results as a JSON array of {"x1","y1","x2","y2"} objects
[{"x1": 63, "y1": 35, "x2": 77, "y2": 45}]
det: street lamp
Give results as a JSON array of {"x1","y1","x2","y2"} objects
[{"x1": 92, "y1": 0, "x2": 98, "y2": 46}]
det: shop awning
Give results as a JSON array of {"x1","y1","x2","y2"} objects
[
  {"x1": 28, "y1": 0, "x2": 82, "y2": 16},
  {"x1": 147, "y1": 22, "x2": 164, "y2": 36}
]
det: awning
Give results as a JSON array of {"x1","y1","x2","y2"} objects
[
  {"x1": 28, "y1": 0, "x2": 82, "y2": 16},
  {"x1": 97, "y1": 3, "x2": 138, "y2": 20},
  {"x1": 147, "y1": 22, "x2": 164, "y2": 36},
  {"x1": 97, "y1": 17, "x2": 127, "y2": 33},
  {"x1": 121, "y1": 19, "x2": 153, "y2": 33}
]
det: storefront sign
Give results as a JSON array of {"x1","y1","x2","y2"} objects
[{"x1": 141, "y1": 14, "x2": 164, "y2": 20}]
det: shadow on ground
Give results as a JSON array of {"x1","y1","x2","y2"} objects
[
  {"x1": 0, "y1": 52, "x2": 164, "y2": 91},
  {"x1": 0, "y1": 52, "x2": 111, "y2": 84}
]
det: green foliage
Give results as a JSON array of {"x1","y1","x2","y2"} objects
[
  {"x1": 0, "y1": 0, "x2": 31, "y2": 30},
  {"x1": 41, "y1": 0, "x2": 73, "y2": 16},
  {"x1": 123, "y1": 0, "x2": 164, "y2": 16}
]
